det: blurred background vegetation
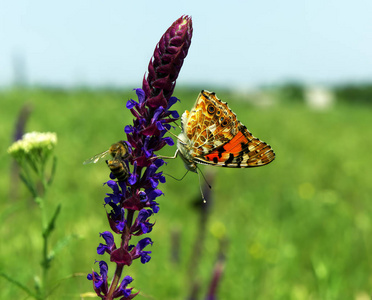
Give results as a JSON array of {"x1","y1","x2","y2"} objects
[{"x1": 1, "y1": 83, "x2": 372, "y2": 299}]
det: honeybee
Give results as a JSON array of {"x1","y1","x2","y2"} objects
[
  {"x1": 83, "y1": 141, "x2": 130, "y2": 182},
  {"x1": 106, "y1": 159, "x2": 129, "y2": 182},
  {"x1": 83, "y1": 141, "x2": 130, "y2": 165}
]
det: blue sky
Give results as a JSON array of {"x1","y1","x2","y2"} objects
[{"x1": 1, "y1": 0, "x2": 372, "y2": 88}]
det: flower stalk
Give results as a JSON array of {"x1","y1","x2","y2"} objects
[
  {"x1": 8, "y1": 131, "x2": 57, "y2": 198},
  {"x1": 88, "y1": 15, "x2": 192, "y2": 299},
  {"x1": 6, "y1": 131, "x2": 60, "y2": 299}
]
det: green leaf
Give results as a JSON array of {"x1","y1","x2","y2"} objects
[
  {"x1": 48, "y1": 155, "x2": 57, "y2": 186},
  {"x1": 43, "y1": 204, "x2": 61, "y2": 237},
  {"x1": 19, "y1": 172, "x2": 37, "y2": 198}
]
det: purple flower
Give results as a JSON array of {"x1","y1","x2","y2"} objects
[
  {"x1": 119, "y1": 276, "x2": 133, "y2": 297},
  {"x1": 130, "y1": 237, "x2": 153, "y2": 264},
  {"x1": 124, "y1": 125, "x2": 134, "y2": 134},
  {"x1": 131, "y1": 209, "x2": 154, "y2": 235},
  {"x1": 110, "y1": 275, "x2": 139, "y2": 299},
  {"x1": 104, "y1": 180, "x2": 123, "y2": 204},
  {"x1": 88, "y1": 15, "x2": 193, "y2": 299},
  {"x1": 142, "y1": 162, "x2": 166, "y2": 189},
  {"x1": 97, "y1": 231, "x2": 116, "y2": 255},
  {"x1": 144, "y1": 188, "x2": 163, "y2": 213},
  {"x1": 128, "y1": 161, "x2": 138, "y2": 185},
  {"x1": 117, "y1": 276, "x2": 135, "y2": 298},
  {"x1": 106, "y1": 203, "x2": 126, "y2": 233},
  {"x1": 163, "y1": 136, "x2": 175, "y2": 146},
  {"x1": 87, "y1": 261, "x2": 109, "y2": 297}
]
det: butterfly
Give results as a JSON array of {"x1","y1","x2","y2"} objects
[{"x1": 175, "y1": 90, "x2": 275, "y2": 172}]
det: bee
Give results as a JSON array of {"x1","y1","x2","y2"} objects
[
  {"x1": 83, "y1": 141, "x2": 130, "y2": 165},
  {"x1": 83, "y1": 141, "x2": 130, "y2": 182},
  {"x1": 106, "y1": 159, "x2": 129, "y2": 182}
]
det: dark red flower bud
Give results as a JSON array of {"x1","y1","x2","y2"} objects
[{"x1": 143, "y1": 15, "x2": 193, "y2": 108}]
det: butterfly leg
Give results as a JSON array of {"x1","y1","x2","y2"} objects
[{"x1": 154, "y1": 149, "x2": 179, "y2": 160}]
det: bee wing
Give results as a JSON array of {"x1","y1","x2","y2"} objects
[{"x1": 83, "y1": 150, "x2": 110, "y2": 165}]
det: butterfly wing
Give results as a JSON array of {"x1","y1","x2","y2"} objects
[{"x1": 182, "y1": 90, "x2": 275, "y2": 168}]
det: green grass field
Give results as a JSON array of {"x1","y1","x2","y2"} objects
[{"x1": 1, "y1": 87, "x2": 372, "y2": 299}]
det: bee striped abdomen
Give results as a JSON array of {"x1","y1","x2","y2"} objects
[{"x1": 106, "y1": 159, "x2": 129, "y2": 182}]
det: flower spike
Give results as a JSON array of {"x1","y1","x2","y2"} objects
[{"x1": 88, "y1": 15, "x2": 193, "y2": 299}]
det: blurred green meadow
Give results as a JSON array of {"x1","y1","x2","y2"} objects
[{"x1": 1, "y1": 86, "x2": 372, "y2": 299}]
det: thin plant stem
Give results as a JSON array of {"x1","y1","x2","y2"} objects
[
  {"x1": 41, "y1": 233, "x2": 49, "y2": 299},
  {"x1": 106, "y1": 265, "x2": 124, "y2": 300},
  {"x1": 7, "y1": 131, "x2": 58, "y2": 300}
]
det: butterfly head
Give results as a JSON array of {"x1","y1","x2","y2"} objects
[{"x1": 177, "y1": 132, "x2": 198, "y2": 173}]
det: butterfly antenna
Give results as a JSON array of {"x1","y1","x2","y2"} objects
[
  {"x1": 175, "y1": 121, "x2": 182, "y2": 130},
  {"x1": 196, "y1": 166, "x2": 212, "y2": 203},
  {"x1": 197, "y1": 166, "x2": 212, "y2": 189},
  {"x1": 163, "y1": 170, "x2": 189, "y2": 181},
  {"x1": 164, "y1": 126, "x2": 180, "y2": 139},
  {"x1": 164, "y1": 125, "x2": 188, "y2": 145}
]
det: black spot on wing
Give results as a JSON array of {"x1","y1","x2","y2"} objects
[
  {"x1": 235, "y1": 155, "x2": 243, "y2": 168},
  {"x1": 217, "y1": 146, "x2": 225, "y2": 158},
  {"x1": 240, "y1": 142, "x2": 249, "y2": 153},
  {"x1": 224, "y1": 153, "x2": 234, "y2": 166},
  {"x1": 239, "y1": 124, "x2": 248, "y2": 132}
]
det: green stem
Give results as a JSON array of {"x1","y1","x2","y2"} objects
[
  {"x1": 106, "y1": 264, "x2": 124, "y2": 300},
  {"x1": 38, "y1": 154, "x2": 48, "y2": 197},
  {"x1": 41, "y1": 231, "x2": 49, "y2": 299},
  {"x1": 21, "y1": 161, "x2": 38, "y2": 199}
]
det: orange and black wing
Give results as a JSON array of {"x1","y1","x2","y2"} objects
[
  {"x1": 185, "y1": 90, "x2": 275, "y2": 168},
  {"x1": 196, "y1": 124, "x2": 275, "y2": 167}
]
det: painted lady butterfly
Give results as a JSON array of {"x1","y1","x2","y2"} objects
[{"x1": 176, "y1": 90, "x2": 275, "y2": 172}]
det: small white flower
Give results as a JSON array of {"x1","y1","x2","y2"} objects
[{"x1": 8, "y1": 131, "x2": 57, "y2": 155}]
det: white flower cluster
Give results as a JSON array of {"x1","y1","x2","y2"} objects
[{"x1": 8, "y1": 131, "x2": 57, "y2": 155}]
